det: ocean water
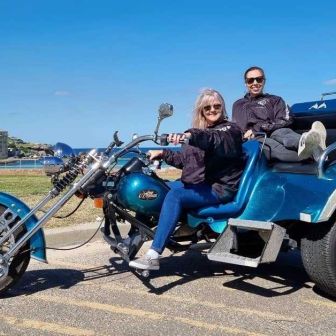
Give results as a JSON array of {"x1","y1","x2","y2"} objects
[
  {"x1": 0, "y1": 147, "x2": 180, "y2": 170},
  {"x1": 75, "y1": 146, "x2": 180, "y2": 169}
]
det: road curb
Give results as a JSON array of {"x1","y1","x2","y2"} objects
[{"x1": 44, "y1": 221, "x2": 131, "y2": 247}]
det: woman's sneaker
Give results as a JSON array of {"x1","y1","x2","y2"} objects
[
  {"x1": 298, "y1": 121, "x2": 327, "y2": 161},
  {"x1": 311, "y1": 121, "x2": 327, "y2": 150},
  {"x1": 129, "y1": 254, "x2": 160, "y2": 270}
]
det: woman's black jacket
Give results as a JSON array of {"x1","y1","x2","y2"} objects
[
  {"x1": 232, "y1": 93, "x2": 292, "y2": 135},
  {"x1": 161, "y1": 120, "x2": 245, "y2": 200}
]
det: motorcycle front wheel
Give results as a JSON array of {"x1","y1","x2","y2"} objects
[{"x1": 0, "y1": 204, "x2": 31, "y2": 295}]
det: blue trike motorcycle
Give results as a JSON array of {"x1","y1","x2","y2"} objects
[{"x1": 1, "y1": 96, "x2": 336, "y2": 298}]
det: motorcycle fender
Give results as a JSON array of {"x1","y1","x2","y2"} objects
[
  {"x1": 0, "y1": 192, "x2": 47, "y2": 263},
  {"x1": 238, "y1": 171, "x2": 336, "y2": 223}
]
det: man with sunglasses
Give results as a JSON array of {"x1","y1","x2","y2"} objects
[{"x1": 232, "y1": 66, "x2": 326, "y2": 162}]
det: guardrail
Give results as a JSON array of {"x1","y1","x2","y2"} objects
[{"x1": 0, "y1": 159, "x2": 43, "y2": 169}]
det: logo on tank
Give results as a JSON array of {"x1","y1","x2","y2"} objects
[{"x1": 138, "y1": 190, "x2": 158, "y2": 200}]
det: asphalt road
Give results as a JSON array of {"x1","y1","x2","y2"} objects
[{"x1": 1, "y1": 238, "x2": 336, "y2": 336}]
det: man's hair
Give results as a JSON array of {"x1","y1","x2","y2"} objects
[{"x1": 244, "y1": 66, "x2": 265, "y2": 80}]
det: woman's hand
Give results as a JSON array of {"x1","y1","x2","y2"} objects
[
  {"x1": 243, "y1": 129, "x2": 254, "y2": 140},
  {"x1": 147, "y1": 150, "x2": 164, "y2": 160},
  {"x1": 167, "y1": 132, "x2": 191, "y2": 145}
]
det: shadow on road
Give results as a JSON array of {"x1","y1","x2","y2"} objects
[
  {"x1": 108, "y1": 249, "x2": 313, "y2": 298},
  {"x1": 3, "y1": 248, "x2": 315, "y2": 299},
  {"x1": 4, "y1": 263, "x2": 129, "y2": 298}
]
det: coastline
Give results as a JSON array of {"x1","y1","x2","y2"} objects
[{"x1": 0, "y1": 157, "x2": 19, "y2": 164}]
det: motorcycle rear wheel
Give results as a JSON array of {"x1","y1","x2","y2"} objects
[
  {"x1": 301, "y1": 220, "x2": 336, "y2": 298},
  {"x1": 0, "y1": 205, "x2": 31, "y2": 295}
]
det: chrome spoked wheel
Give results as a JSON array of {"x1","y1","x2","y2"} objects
[{"x1": 0, "y1": 205, "x2": 30, "y2": 295}]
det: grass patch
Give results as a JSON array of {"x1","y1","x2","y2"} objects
[
  {"x1": 0, "y1": 173, "x2": 102, "y2": 228},
  {"x1": 0, "y1": 169, "x2": 181, "y2": 228},
  {"x1": 0, "y1": 175, "x2": 51, "y2": 197}
]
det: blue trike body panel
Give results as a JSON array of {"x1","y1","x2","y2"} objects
[
  {"x1": 238, "y1": 166, "x2": 336, "y2": 223},
  {"x1": 188, "y1": 140, "x2": 336, "y2": 233}
]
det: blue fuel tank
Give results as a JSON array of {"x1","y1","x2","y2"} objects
[{"x1": 116, "y1": 172, "x2": 169, "y2": 217}]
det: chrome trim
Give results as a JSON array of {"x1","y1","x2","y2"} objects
[
  {"x1": 318, "y1": 142, "x2": 336, "y2": 179},
  {"x1": 317, "y1": 189, "x2": 336, "y2": 222},
  {"x1": 0, "y1": 254, "x2": 8, "y2": 279}
]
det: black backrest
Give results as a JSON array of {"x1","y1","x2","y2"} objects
[{"x1": 291, "y1": 98, "x2": 336, "y2": 145}]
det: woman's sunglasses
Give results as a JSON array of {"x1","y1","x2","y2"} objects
[
  {"x1": 203, "y1": 104, "x2": 222, "y2": 112},
  {"x1": 245, "y1": 76, "x2": 265, "y2": 85}
]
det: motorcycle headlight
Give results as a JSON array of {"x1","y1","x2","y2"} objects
[{"x1": 53, "y1": 142, "x2": 75, "y2": 159}]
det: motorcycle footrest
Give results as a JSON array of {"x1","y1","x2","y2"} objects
[
  {"x1": 189, "y1": 242, "x2": 213, "y2": 251},
  {"x1": 102, "y1": 233, "x2": 130, "y2": 260},
  {"x1": 207, "y1": 218, "x2": 286, "y2": 267}
]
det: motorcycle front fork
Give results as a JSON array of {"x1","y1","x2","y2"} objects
[{"x1": 0, "y1": 159, "x2": 102, "y2": 277}]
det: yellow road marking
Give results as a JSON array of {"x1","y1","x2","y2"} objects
[
  {"x1": 0, "y1": 315, "x2": 95, "y2": 336},
  {"x1": 86, "y1": 281, "x2": 296, "y2": 321},
  {"x1": 35, "y1": 294, "x2": 268, "y2": 336},
  {"x1": 175, "y1": 316, "x2": 263, "y2": 336},
  {"x1": 46, "y1": 260, "x2": 296, "y2": 322},
  {"x1": 303, "y1": 299, "x2": 336, "y2": 309},
  {"x1": 38, "y1": 294, "x2": 162, "y2": 319}
]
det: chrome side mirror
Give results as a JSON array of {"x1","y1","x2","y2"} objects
[
  {"x1": 158, "y1": 103, "x2": 173, "y2": 120},
  {"x1": 154, "y1": 103, "x2": 174, "y2": 139}
]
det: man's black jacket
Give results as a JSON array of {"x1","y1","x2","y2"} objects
[
  {"x1": 162, "y1": 120, "x2": 245, "y2": 200},
  {"x1": 232, "y1": 93, "x2": 292, "y2": 135}
]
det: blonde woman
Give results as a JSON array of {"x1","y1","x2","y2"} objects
[{"x1": 129, "y1": 89, "x2": 245, "y2": 271}]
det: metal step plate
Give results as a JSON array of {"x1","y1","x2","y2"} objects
[{"x1": 207, "y1": 218, "x2": 286, "y2": 267}]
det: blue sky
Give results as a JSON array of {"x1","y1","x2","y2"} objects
[{"x1": 0, "y1": 0, "x2": 335, "y2": 147}]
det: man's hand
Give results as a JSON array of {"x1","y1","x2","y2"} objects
[
  {"x1": 243, "y1": 129, "x2": 255, "y2": 140},
  {"x1": 147, "y1": 150, "x2": 164, "y2": 160},
  {"x1": 260, "y1": 122, "x2": 275, "y2": 132}
]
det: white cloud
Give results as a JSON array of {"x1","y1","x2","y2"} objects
[
  {"x1": 324, "y1": 79, "x2": 336, "y2": 85},
  {"x1": 54, "y1": 90, "x2": 71, "y2": 96}
]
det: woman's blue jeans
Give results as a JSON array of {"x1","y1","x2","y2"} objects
[{"x1": 151, "y1": 181, "x2": 224, "y2": 254}]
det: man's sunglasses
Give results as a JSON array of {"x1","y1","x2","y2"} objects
[
  {"x1": 203, "y1": 104, "x2": 222, "y2": 112},
  {"x1": 245, "y1": 76, "x2": 265, "y2": 85}
]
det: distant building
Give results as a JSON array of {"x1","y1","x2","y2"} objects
[{"x1": 0, "y1": 131, "x2": 8, "y2": 159}]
